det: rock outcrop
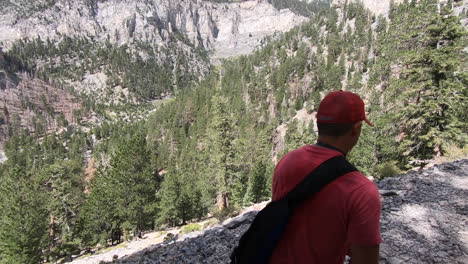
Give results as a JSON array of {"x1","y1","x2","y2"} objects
[
  {"x1": 0, "y1": 0, "x2": 306, "y2": 59},
  {"x1": 96, "y1": 159, "x2": 468, "y2": 264},
  {"x1": 333, "y1": 0, "x2": 468, "y2": 18},
  {"x1": 377, "y1": 160, "x2": 468, "y2": 263},
  {"x1": 332, "y1": 0, "x2": 403, "y2": 16},
  {"x1": 210, "y1": 1, "x2": 307, "y2": 58},
  {"x1": 0, "y1": 151, "x2": 6, "y2": 163}
]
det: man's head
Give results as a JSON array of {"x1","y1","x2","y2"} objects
[{"x1": 316, "y1": 91, "x2": 373, "y2": 152}]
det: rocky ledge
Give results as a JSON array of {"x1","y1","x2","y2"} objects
[{"x1": 106, "y1": 159, "x2": 468, "y2": 264}]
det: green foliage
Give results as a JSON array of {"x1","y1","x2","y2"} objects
[
  {"x1": 375, "y1": 0, "x2": 468, "y2": 166},
  {"x1": 212, "y1": 206, "x2": 239, "y2": 222},
  {"x1": 157, "y1": 170, "x2": 181, "y2": 227},
  {"x1": 348, "y1": 125, "x2": 379, "y2": 176},
  {"x1": 243, "y1": 160, "x2": 269, "y2": 205},
  {"x1": 157, "y1": 160, "x2": 207, "y2": 227},
  {"x1": 375, "y1": 161, "x2": 402, "y2": 179},
  {"x1": 181, "y1": 223, "x2": 201, "y2": 234},
  {"x1": 207, "y1": 95, "x2": 238, "y2": 209},
  {"x1": 269, "y1": 0, "x2": 330, "y2": 17},
  {"x1": 37, "y1": 159, "x2": 86, "y2": 260},
  {"x1": 82, "y1": 128, "x2": 158, "y2": 245},
  {"x1": 283, "y1": 120, "x2": 316, "y2": 154},
  {"x1": 6, "y1": 36, "x2": 204, "y2": 103},
  {"x1": 203, "y1": 0, "x2": 330, "y2": 17},
  {"x1": 0, "y1": 167, "x2": 48, "y2": 264}
]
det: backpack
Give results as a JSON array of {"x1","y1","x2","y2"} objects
[{"x1": 230, "y1": 155, "x2": 357, "y2": 264}]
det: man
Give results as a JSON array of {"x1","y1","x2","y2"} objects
[{"x1": 270, "y1": 91, "x2": 381, "y2": 264}]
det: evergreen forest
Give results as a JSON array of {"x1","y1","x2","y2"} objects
[{"x1": 0, "y1": 0, "x2": 467, "y2": 263}]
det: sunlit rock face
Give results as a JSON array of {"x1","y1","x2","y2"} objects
[
  {"x1": 209, "y1": 1, "x2": 308, "y2": 58},
  {"x1": 0, "y1": 0, "x2": 306, "y2": 58},
  {"x1": 332, "y1": 0, "x2": 404, "y2": 16},
  {"x1": 0, "y1": 151, "x2": 6, "y2": 163},
  {"x1": 333, "y1": 0, "x2": 468, "y2": 18}
]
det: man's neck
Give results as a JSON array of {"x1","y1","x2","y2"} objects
[{"x1": 316, "y1": 136, "x2": 350, "y2": 156}]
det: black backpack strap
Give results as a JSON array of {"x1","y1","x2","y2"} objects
[
  {"x1": 231, "y1": 155, "x2": 357, "y2": 264},
  {"x1": 285, "y1": 155, "x2": 357, "y2": 208}
]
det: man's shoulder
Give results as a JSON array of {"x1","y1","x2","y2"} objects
[
  {"x1": 273, "y1": 145, "x2": 343, "y2": 200},
  {"x1": 277, "y1": 145, "x2": 342, "y2": 167},
  {"x1": 336, "y1": 170, "x2": 379, "y2": 195},
  {"x1": 346, "y1": 170, "x2": 374, "y2": 183},
  {"x1": 280, "y1": 145, "x2": 312, "y2": 157}
]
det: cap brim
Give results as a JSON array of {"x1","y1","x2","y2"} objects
[{"x1": 364, "y1": 117, "x2": 374, "y2": 127}]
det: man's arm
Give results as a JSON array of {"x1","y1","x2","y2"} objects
[
  {"x1": 347, "y1": 180, "x2": 382, "y2": 264},
  {"x1": 350, "y1": 244, "x2": 380, "y2": 264}
]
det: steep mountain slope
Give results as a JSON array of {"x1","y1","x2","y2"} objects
[
  {"x1": 0, "y1": 49, "x2": 87, "y2": 150},
  {"x1": 0, "y1": 74, "x2": 84, "y2": 147},
  {"x1": 333, "y1": 0, "x2": 468, "y2": 22}
]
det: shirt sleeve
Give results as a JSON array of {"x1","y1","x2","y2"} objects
[{"x1": 347, "y1": 181, "x2": 382, "y2": 245}]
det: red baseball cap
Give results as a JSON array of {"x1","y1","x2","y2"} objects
[{"x1": 317, "y1": 90, "x2": 374, "y2": 126}]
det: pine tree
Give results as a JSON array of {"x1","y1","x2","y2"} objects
[
  {"x1": 229, "y1": 125, "x2": 257, "y2": 208},
  {"x1": 37, "y1": 159, "x2": 85, "y2": 260},
  {"x1": 243, "y1": 160, "x2": 268, "y2": 205},
  {"x1": 0, "y1": 167, "x2": 48, "y2": 264},
  {"x1": 207, "y1": 95, "x2": 238, "y2": 210},
  {"x1": 157, "y1": 169, "x2": 181, "y2": 226},
  {"x1": 81, "y1": 164, "x2": 122, "y2": 246},
  {"x1": 83, "y1": 130, "x2": 158, "y2": 244},
  {"x1": 283, "y1": 120, "x2": 316, "y2": 154},
  {"x1": 390, "y1": 1, "x2": 467, "y2": 164}
]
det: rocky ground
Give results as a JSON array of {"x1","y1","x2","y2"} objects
[
  {"x1": 87, "y1": 159, "x2": 468, "y2": 264},
  {"x1": 377, "y1": 160, "x2": 468, "y2": 263},
  {"x1": 69, "y1": 230, "x2": 174, "y2": 264}
]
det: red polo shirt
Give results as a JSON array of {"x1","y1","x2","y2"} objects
[{"x1": 271, "y1": 145, "x2": 381, "y2": 264}]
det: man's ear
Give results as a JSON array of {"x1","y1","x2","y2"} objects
[{"x1": 351, "y1": 121, "x2": 362, "y2": 136}]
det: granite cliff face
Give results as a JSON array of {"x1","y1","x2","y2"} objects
[
  {"x1": 0, "y1": 0, "x2": 307, "y2": 59},
  {"x1": 332, "y1": 0, "x2": 400, "y2": 16},
  {"x1": 332, "y1": 0, "x2": 468, "y2": 17},
  {"x1": 209, "y1": 1, "x2": 308, "y2": 58}
]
